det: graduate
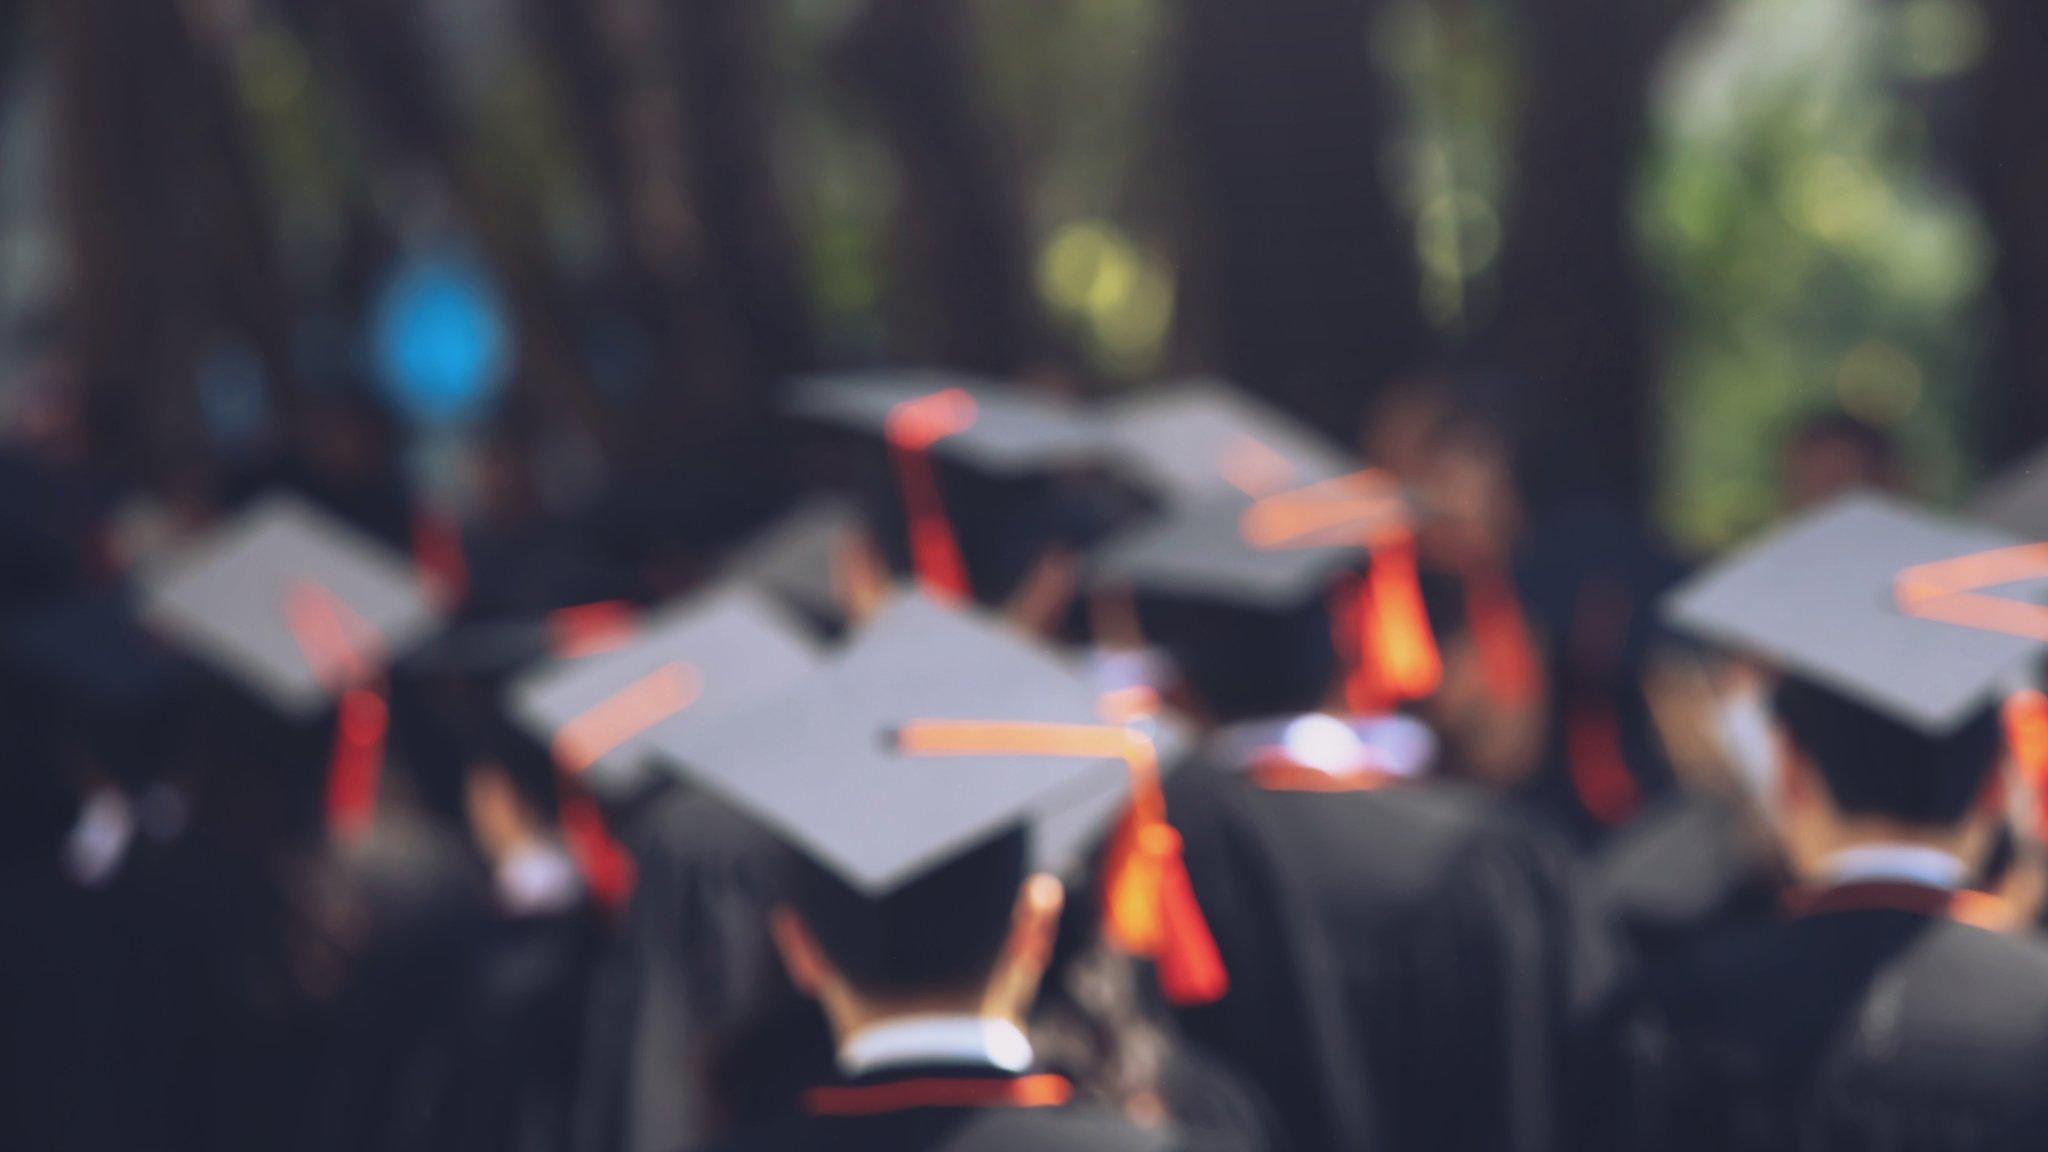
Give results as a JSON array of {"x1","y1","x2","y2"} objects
[
  {"x1": 1586, "y1": 493, "x2": 2048, "y2": 1152},
  {"x1": 656, "y1": 592, "x2": 1250, "y2": 1152},
  {"x1": 1093, "y1": 483, "x2": 1607, "y2": 1152}
]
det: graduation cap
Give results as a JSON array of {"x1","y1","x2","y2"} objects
[
  {"x1": 720, "y1": 495, "x2": 876, "y2": 625},
  {"x1": 667, "y1": 592, "x2": 1226, "y2": 1003},
  {"x1": 1969, "y1": 443, "x2": 2048, "y2": 541},
  {"x1": 136, "y1": 494, "x2": 449, "y2": 837},
  {"x1": 1092, "y1": 471, "x2": 1440, "y2": 711},
  {"x1": 1104, "y1": 378, "x2": 1357, "y2": 505},
  {"x1": 1663, "y1": 493, "x2": 2048, "y2": 736},
  {"x1": 138, "y1": 493, "x2": 447, "y2": 718},
  {"x1": 789, "y1": 371, "x2": 1106, "y2": 604},
  {"x1": 507, "y1": 583, "x2": 824, "y2": 800}
]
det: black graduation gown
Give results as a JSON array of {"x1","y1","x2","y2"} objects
[
  {"x1": 1165, "y1": 754, "x2": 1601, "y2": 1152},
  {"x1": 689, "y1": 1063, "x2": 1202, "y2": 1152},
  {"x1": 1591, "y1": 882, "x2": 2048, "y2": 1152},
  {"x1": 1590, "y1": 791, "x2": 1785, "y2": 968}
]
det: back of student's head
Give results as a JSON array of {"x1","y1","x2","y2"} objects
[
  {"x1": 1771, "y1": 674, "x2": 2002, "y2": 826},
  {"x1": 786, "y1": 826, "x2": 1027, "y2": 998},
  {"x1": 1142, "y1": 594, "x2": 1340, "y2": 724}
]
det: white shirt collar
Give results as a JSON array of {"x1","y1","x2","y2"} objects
[
  {"x1": 495, "y1": 843, "x2": 585, "y2": 917},
  {"x1": 838, "y1": 1014, "x2": 1034, "y2": 1077},
  {"x1": 1211, "y1": 712, "x2": 1437, "y2": 779},
  {"x1": 1821, "y1": 844, "x2": 1970, "y2": 891}
]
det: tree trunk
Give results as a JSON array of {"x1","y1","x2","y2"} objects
[
  {"x1": 50, "y1": 0, "x2": 294, "y2": 484},
  {"x1": 1174, "y1": 0, "x2": 1426, "y2": 437},
  {"x1": 834, "y1": 0, "x2": 1041, "y2": 374},
  {"x1": 1970, "y1": 0, "x2": 2048, "y2": 471},
  {"x1": 1484, "y1": 0, "x2": 1697, "y2": 507}
]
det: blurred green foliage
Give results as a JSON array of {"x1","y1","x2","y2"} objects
[{"x1": 1640, "y1": 0, "x2": 1991, "y2": 551}]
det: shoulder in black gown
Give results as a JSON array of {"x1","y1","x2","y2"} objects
[
  {"x1": 1594, "y1": 888, "x2": 2048, "y2": 1152},
  {"x1": 1165, "y1": 754, "x2": 1598, "y2": 1152}
]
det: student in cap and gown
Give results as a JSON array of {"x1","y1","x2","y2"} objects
[
  {"x1": 1583, "y1": 493, "x2": 2048, "y2": 1152},
  {"x1": 1093, "y1": 490, "x2": 1612, "y2": 1152},
  {"x1": 657, "y1": 590, "x2": 1259, "y2": 1152}
]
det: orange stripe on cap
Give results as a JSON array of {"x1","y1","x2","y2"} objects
[
  {"x1": 283, "y1": 581, "x2": 390, "y2": 842},
  {"x1": 550, "y1": 662, "x2": 703, "y2": 774},
  {"x1": 803, "y1": 1074, "x2": 1073, "y2": 1117},
  {"x1": 1895, "y1": 544, "x2": 2048, "y2": 642},
  {"x1": 892, "y1": 720, "x2": 1227, "y2": 1006},
  {"x1": 886, "y1": 389, "x2": 978, "y2": 604}
]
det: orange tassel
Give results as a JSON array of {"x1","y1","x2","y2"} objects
[
  {"x1": 2004, "y1": 690, "x2": 2048, "y2": 834},
  {"x1": 886, "y1": 389, "x2": 978, "y2": 604},
  {"x1": 1150, "y1": 827, "x2": 1229, "y2": 1005},
  {"x1": 547, "y1": 600, "x2": 640, "y2": 660},
  {"x1": 894, "y1": 719, "x2": 1228, "y2": 1007},
  {"x1": 1363, "y1": 535, "x2": 1442, "y2": 702},
  {"x1": 1333, "y1": 576, "x2": 1393, "y2": 715}
]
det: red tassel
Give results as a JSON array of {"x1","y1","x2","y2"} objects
[
  {"x1": 325, "y1": 686, "x2": 388, "y2": 841},
  {"x1": 557, "y1": 778, "x2": 636, "y2": 914},
  {"x1": 547, "y1": 600, "x2": 640, "y2": 659},
  {"x1": 886, "y1": 390, "x2": 978, "y2": 604},
  {"x1": 410, "y1": 506, "x2": 469, "y2": 608},
  {"x1": 1566, "y1": 700, "x2": 1639, "y2": 827}
]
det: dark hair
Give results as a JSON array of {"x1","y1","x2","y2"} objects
[
  {"x1": 1770, "y1": 675, "x2": 2003, "y2": 825},
  {"x1": 1143, "y1": 595, "x2": 1341, "y2": 723},
  {"x1": 787, "y1": 825, "x2": 1027, "y2": 998}
]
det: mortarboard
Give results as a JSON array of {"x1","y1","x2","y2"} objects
[
  {"x1": 720, "y1": 495, "x2": 875, "y2": 625},
  {"x1": 507, "y1": 583, "x2": 824, "y2": 799},
  {"x1": 137, "y1": 493, "x2": 447, "y2": 718},
  {"x1": 789, "y1": 371, "x2": 1105, "y2": 476},
  {"x1": 789, "y1": 372, "x2": 1107, "y2": 604},
  {"x1": 1103, "y1": 378, "x2": 1357, "y2": 505},
  {"x1": 1969, "y1": 444, "x2": 2048, "y2": 542},
  {"x1": 661, "y1": 592, "x2": 1127, "y2": 894},
  {"x1": 1663, "y1": 492, "x2": 2048, "y2": 736}
]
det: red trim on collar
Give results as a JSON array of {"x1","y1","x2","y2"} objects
[
  {"x1": 802, "y1": 1074, "x2": 1074, "y2": 1117},
  {"x1": 1784, "y1": 880, "x2": 2015, "y2": 930}
]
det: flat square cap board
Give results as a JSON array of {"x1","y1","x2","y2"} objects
[
  {"x1": 1104, "y1": 379, "x2": 1358, "y2": 504},
  {"x1": 667, "y1": 591, "x2": 1133, "y2": 895},
  {"x1": 1089, "y1": 495, "x2": 1372, "y2": 610},
  {"x1": 137, "y1": 493, "x2": 445, "y2": 718},
  {"x1": 722, "y1": 496, "x2": 869, "y2": 620},
  {"x1": 507, "y1": 582, "x2": 823, "y2": 793},
  {"x1": 1970, "y1": 443, "x2": 2048, "y2": 541},
  {"x1": 788, "y1": 370, "x2": 1105, "y2": 476},
  {"x1": 1662, "y1": 492, "x2": 2048, "y2": 735}
]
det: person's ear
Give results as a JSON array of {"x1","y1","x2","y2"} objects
[{"x1": 770, "y1": 905, "x2": 833, "y2": 998}]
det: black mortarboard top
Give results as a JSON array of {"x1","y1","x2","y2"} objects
[
  {"x1": 720, "y1": 495, "x2": 871, "y2": 625},
  {"x1": 507, "y1": 582, "x2": 824, "y2": 800},
  {"x1": 1104, "y1": 378, "x2": 1358, "y2": 505},
  {"x1": 664, "y1": 591, "x2": 1131, "y2": 896},
  {"x1": 787, "y1": 369, "x2": 1105, "y2": 477},
  {"x1": 1970, "y1": 444, "x2": 2048, "y2": 542},
  {"x1": 1663, "y1": 492, "x2": 2048, "y2": 736},
  {"x1": 136, "y1": 492, "x2": 447, "y2": 718}
]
